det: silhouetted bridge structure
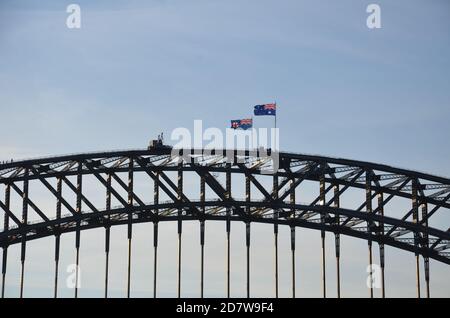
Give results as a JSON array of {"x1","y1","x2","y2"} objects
[{"x1": 0, "y1": 148, "x2": 449, "y2": 298}]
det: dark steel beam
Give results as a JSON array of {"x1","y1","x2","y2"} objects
[
  {"x1": 0, "y1": 200, "x2": 21, "y2": 227},
  {"x1": 5, "y1": 154, "x2": 449, "y2": 210},
  {"x1": 290, "y1": 177, "x2": 296, "y2": 299},
  {"x1": 334, "y1": 184, "x2": 341, "y2": 299},
  {"x1": 0, "y1": 146, "x2": 449, "y2": 303},
  {"x1": 2, "y1": 198, "x2": 448, "y2": 258},
  {"x1": 29, "y1": 168, "x2": 77, "y2": 216},
  {"x1": 84, "y1": 163, "x2": 129, "y2": 208},
  {"x1": 273, "y1": 175, "x2": 279, "y2": 298},
  {"x1": 10, "y1": 183, "x2": 50, "y2": 223},
  {"x1": 200, "y1": 176, "x2": 205, "y2": 298},
  {"x1": 136, "y1": 157, "x2": 200, "y2": 217},
  {"x1": 366, "y1": 171, "x2": 374, "y2": 298},
  {"x1": 54, "y1": 178, "x2": 62, "y2": 298},
  {"x1": 74, "y1": 163, "x2": 82, "y2": 299},
  {"x1": 320, "y1": 172, "x2": 326, "y2": 298},
  {"x1": 111, "y1": 173, "x2": 145, "y2": 208},
  {"x1": 1, "y1": 184, "x2": 10, "y2": 298},
  {"x1": 177, "y1": 161, "x2": 183, "y2": 299},
  {"x1": 153, "y1": 172, "x2": 159, "y2": 299},
  {"x1": 62, "y1": 176, "x2": 99, "y2": 214},
  {"x1": 20, "y1": 168, "x2": 29, "y2": 298},
  {"x1": 291, "y1": 226, "x2": 296, "y2": 299},
  {"x1": 226, "y1": 164, "x2": 231, "y2": 298},
  {"x1": 104, "y1": 174, "x2": 111, "y2": 299},
  {"x1": 412, "y1": 179, "x2": 421, "y2": 299},
  {"x1": 246, "y1": 174, "x2": 251, "y2": 299},
  {"x1": 279, "y1": 165, "x2": 318, "y2": 202},
  {"x1": 421, "y1": 203, "x2": 430, "y2": 298},
  {"x1": 387, "y1": 189, "x2": 449, "y2": 239},
  {"x1": 237, "y1": 164, "x2": 272, "y2": 200},
  {"x1": 127, "y1": 158, "x2": 134, "y2": 298},
  {"x1": 2, "y1": 199, "x2": 449, "y2": 263},
  {"x1": 378, "y1": 192, "x2": 386, "y2": 298},
  {"x1": 301, "y1": 169, "x2": 364, "y2": 221},
  {"x1": 3, "y1": 148, "x2": 449, "y2": 185},
  {"x1": 193, "y1": 166, "x2": 243, "y2": 217}
]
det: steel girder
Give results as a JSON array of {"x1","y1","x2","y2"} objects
[{"x1": 0, "y1": 148, "x2": 449, "y2": 266}]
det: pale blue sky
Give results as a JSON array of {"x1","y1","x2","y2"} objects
[{"x1": 0, "y1": 0, "x2": 449, "y2": 298}]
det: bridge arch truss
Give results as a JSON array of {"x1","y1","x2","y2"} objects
[{"x1": 0, "y1": 148, "x2": 449, "y2": 298}]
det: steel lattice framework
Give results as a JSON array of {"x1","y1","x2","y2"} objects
[{"x1": 0, "y1": 148, "x2": 449, "y2": 298}]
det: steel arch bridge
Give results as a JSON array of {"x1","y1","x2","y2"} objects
[{"x1": 0, "y1": 148, "x2": 449, "y2": 298}]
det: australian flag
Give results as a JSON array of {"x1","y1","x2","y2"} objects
[
  {"x1": 254, "y1": 103, "x2": 276, "y2": 116},
  {"x1": 231, "y1": 118, "x2": 253, "y2": 130}
]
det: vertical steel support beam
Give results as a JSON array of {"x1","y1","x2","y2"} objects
[
  {"x1": 177, "y1": 161, "x2": 183, "y2": 298},
  {"x1": 54, "y1": 178, "x2": 62, "y2": 298},
  {"x1": 75, "y1": 163, "x2": 82, "y2": 299},
  {"x1": 422, "y1": 202, "x2": 430, "y2": 298},
  {"x1": 378, "y1": 192, "x2": 386, "y2": 298},
  {"x1": 127, "y1": 158, "x2": 134, "y2": 298},
  {"x1": 421, "y1": 203, "x2": 430, "y2": 298},
  {"x1": 291, "y1": 226, "x2": 296, "y2": 299},
  {"x1": 104, "y1": 174, "x2": 111, "y2": 299},
  {"x1": 20, "y1": 168, "x2": 29, "y2": 298},
  {"x1": 366, "y1": 171, "x2": 373, "y2": 298},
  {"x1": 153, "y1": 172, "x2": 159, "y2": 299},
  {"x1": 245, "y1": 173, "x2": 251, "y2": 299},
  {"x1": 290, "y1": 177, "x2": 296, "y2": 298},
  {"x1": 319, "y1": 172, "x2": 326, "y2": 298},
  {"x1": 200, "y1": 175, "x2": 206, "y2": 298},
  {"x1": 334, "y1": 184, "x2": 341, "y2": 298},
  {"x1": 226, "y1": 163, "x2": 231, "y2": 298},
  {"x1": 273, "y1": 175, "x2": 279, "y2": 298},
  {"x1": 412, "y1": 179, "x2": 420, "y2": 298},
  {"x1": 1, "y1": 184, "x2": 10, "y2": 298}
]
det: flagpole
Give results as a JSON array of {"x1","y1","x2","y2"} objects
[
  {"x1": 275, "y1": 101, "x2": 277, "y2": 130},
  {"x1": 253, "y1": 116, "x2": 257, "y2": 150}
]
